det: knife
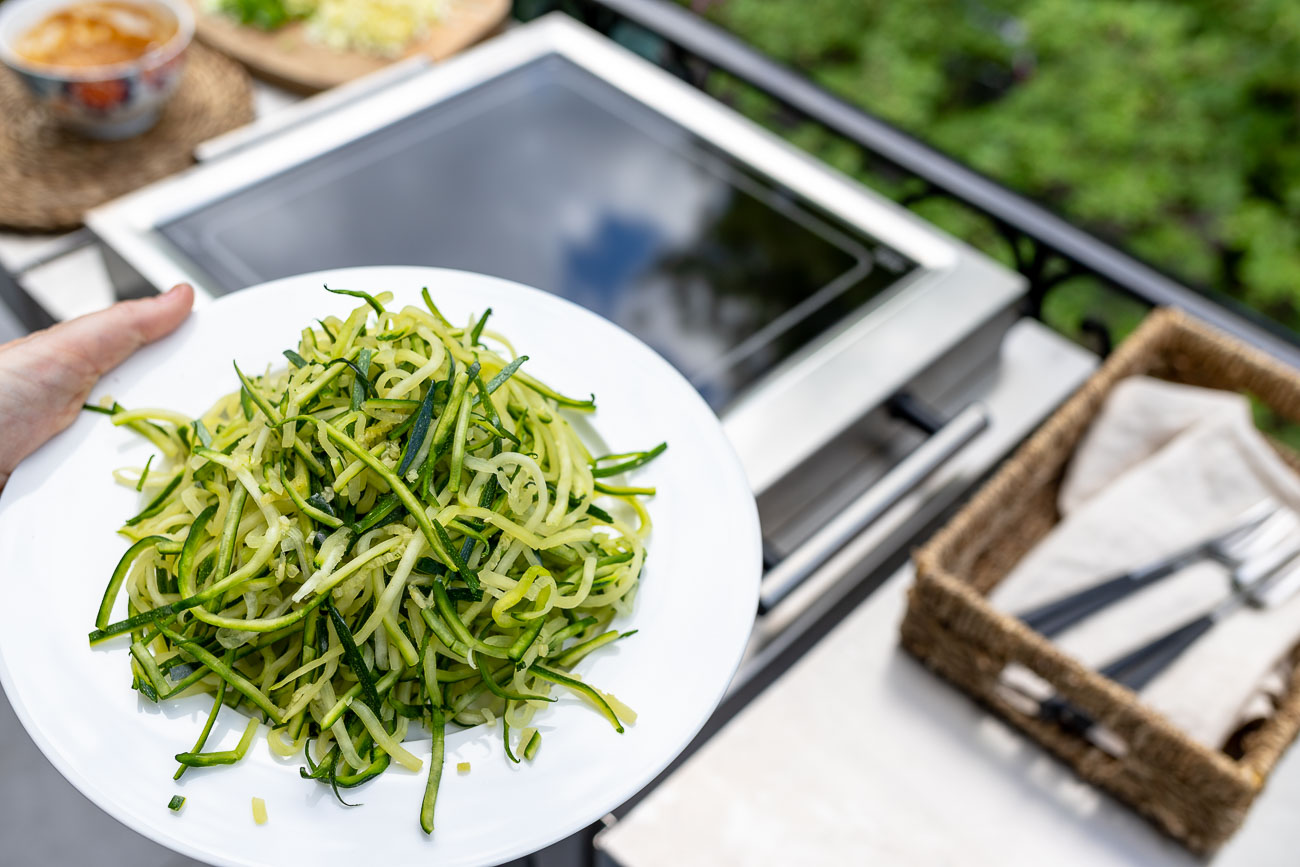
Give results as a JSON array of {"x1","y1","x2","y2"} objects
[
  {"x1": 1040, "y1": 537, "x2": 1300, "y2": 738},
  {"x1": 1018, "y1": 500, "x2": 1278, "y2": 638}
]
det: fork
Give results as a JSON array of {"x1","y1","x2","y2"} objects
[
  {"x1": 1018, "y1": 501, "x2": 1283, "y2": 638},
  {"x1": 1038, "y1": 532, "x2": 1300, "y2": 736}
]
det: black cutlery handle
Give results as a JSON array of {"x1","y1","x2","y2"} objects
[
  {"x1": 1019, "y1": 561, "x2": 1179, "y2": 638},
  {"x1": 1099, "y1": 614, "x2": 1217, "y2": 692},
  {"x1": 1038, "y1": 695, "x2": 1095, "y2": 737},
  {"x1": 1038, "y1": 613, "x2": 1217, "y2": 740}
]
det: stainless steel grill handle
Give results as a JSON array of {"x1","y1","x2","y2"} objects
[{"x1": 757, "y1": 402, "x2": 989, "y2": 614}]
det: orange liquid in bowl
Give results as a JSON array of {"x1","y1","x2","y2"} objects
[{"x1": 15, "y1": 1, "x2": 178, "y2": 68}]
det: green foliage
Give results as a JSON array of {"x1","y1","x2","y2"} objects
[
  {"x1": 216, "y1": 0, "x2": 299, "y2": 30},
  {"x1": 1251, "y1": 396, "x2": 1300, "y2": 454},
  {"x1": 1041, "y1": 276, "x2": 1149, "y2": 348},
  {"x1": 701, "y1": 0, "x2": 1300, "y2": 334}
]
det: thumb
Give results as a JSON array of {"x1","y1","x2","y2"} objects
[
  {"x1": 0, "y1": 284, "x2": 195, "y2": 489},
  {"x1": 44, "y1": 283, "x2": 195, "y2": 379}
]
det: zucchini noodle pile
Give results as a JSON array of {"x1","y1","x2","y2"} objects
[{"x1": 87, "y1": 287, "x2": 663, "y2": 832}]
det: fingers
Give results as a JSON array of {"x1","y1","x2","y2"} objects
[
  {"x1": 41, "y1": 283, "x2": 195, "y2": 379},
  {"x1": 0, "y1": 285, "x2": 194, "y2": 491}
]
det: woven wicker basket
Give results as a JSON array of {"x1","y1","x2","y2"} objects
[{"x1": 903, "y1": 307, "x2": 1300, "y2": 853}]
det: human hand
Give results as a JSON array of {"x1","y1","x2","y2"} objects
[{"x1": 0, "y1": 284, "x2": 194, "y2": 491}]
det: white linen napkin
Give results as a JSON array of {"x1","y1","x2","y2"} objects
[{"x1": 990, "y1": 376, "x2": 1300, "y2": 749}]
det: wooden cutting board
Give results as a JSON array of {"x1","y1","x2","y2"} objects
[{"x1": 189, "y1": 0, "x2": 509, "y2": 93}]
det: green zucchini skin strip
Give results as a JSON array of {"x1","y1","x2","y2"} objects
[
  {"x1": 279, "y1": 463, "x2": 343, "y2": 528},
  {"x1": 92, "y1": 529, "x2": 319, "y2": 643},
  {"x1": 547, "y1": 616, "x2": 599, "y2": 650},
  {"x1": 396, "y1": 377, "x2": 437, "y2": 476},
  {"x1": 130, "y1": 640, "x2": 168, "y2": 698},
  {"x1": 136, "y1": 454, "x2": 154, "y2": 492},
  {"x1": 363, "y1": 398, "x2": 419, "y2": 411},
  {"x1": 326, "y1": 285, "x2": 385, "y2": 316},
  {"x1": 175, "y1": 680, "x2": 228, "y2": 779},
  {"x1": 431, "y1": 519, "x2": 481, "y2": 597},
  {"x1": 448, "y1": 381, "x2": 472, "y2": 492},
  {"x1": 420, "y1": 639, "x2": 442, "y2": 708},
  {"x1": 388, "y1": 695, "x2": 426, "y2": 719},
  {"x1": 420, "y1": 287, "x2": 449, "y2": 324},
  {"x1": 502, "y1": 705, "x2": 519, "y2": 764},
  {"x1": 89, "y1": 603, "x2": 181, "y2": 643},
  {"x1": 335, "y1": 752, "x2": 390, "y2": 787},
  {"x1": 549, "y1": 630, "x2": 628, "y2": 669},
  {"x1": 174, "y1": 715, "x2": 258, "y2": 767},
  {"x1": 327, "y1": 357, "x2": 377, "y2": 401},
  {"x1": 591, "y1": 442, "x2": 667, "y2": 478},
  {"x1": 123, "y1": 472, "x2": 183, "y2": 526},
  {"x1": 429, "y1": 583, "x2": 509, "y2": 658},
  {"x1": 482, "y1": 356, "x2": 526, "y2": 396},
  {"x1": 531, "y1": 665, "x2": 624, "y2": 733},
  {"x1": 135, "y1": 673, "x2": 159, "y2": 703},
  {"x1": 93, "y1": 401, "x2": 180, "y2": 455},
  {"x1": 231, "y1": 362, "x2": 327, "y2": 476},
  {"x1": 232, "y1": 362, "x2": 279, "y2": 421},
  {"x1": 428, "y1": 370, "x2": 471, "y2": 460},
  {"x1": 352, "y1": 492, "x2": 402, "y2": 534},
  {"x1": 289, "y1": 613, "x2": 320, "y2": 741},
  {"x1": 479, "y1": 662, "x2": 555, "y2": 704},
  {"x1": 513, "y1": 370, "x2": 595, "y2": 411},
  {"x1": 319, "y1": 668, "x2": 401, "y2": 730},
  {"x1": 507, "y1": 616, "x2": 547, "y2": 661},
  {"x1": 420, "y1": 706, "x2": 446, "y2": 834},
  {"x1": 523, "y1": 730, "x2": 541, "y2": 760},
  {"x1": 593, "y1": 481, "x2": 656, "y2": 497},
  {"x1": 585, "y1": 503, "x2": 614, "y2": 523},
  {"x1": 469, "y1": 308, "x2": 491, "y2": 346},
  {"x1": 96, "y1": 536, "x2": 167, "y2": 629},
  {"x1": 211, "y1": 482, "x2": 248, "y2": 591},
  {"x1": 177, "y1": 505, "x2": 218, "y2": 598},
  {"x1": 158, "y1": 625, "x2": 285, "y2": 725},
  {"x1": 417, "y1": 606, "x2": 470, "y2": 658},
  {"x1": 324, "y1": 601, "x2": 382, "y2": 713}
]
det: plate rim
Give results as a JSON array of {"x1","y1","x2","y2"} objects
[{"x1": 0, "y1": 265, "x2": 760, "y2": 867}]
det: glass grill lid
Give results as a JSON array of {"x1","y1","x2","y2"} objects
[{"x1": 160, "y1": 54, "x2": 916, "y2": 409}]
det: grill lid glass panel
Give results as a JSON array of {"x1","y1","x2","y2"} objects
[{"x1": 161, "y1": 55, "x2": 915, "y2": 409}]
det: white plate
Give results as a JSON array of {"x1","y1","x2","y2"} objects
[{"x1": 0, "y1": 267, "x2": 760, "y2": 867}]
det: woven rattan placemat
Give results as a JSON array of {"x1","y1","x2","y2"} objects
[{"x1": 0, "y1": 44, "x2": 253, "y2": 233}]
